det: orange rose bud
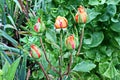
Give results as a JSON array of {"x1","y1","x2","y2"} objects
[
  {"x1": 65, "y1": 35, "x2": 76, "y2": 49},
  {"x1": 30, "y1": 44, "x2": 41, "y2": 59},
  {"x1": 75, "y1": 5, "x2": 87, "y2": 23},
  {"x1": 34, "y1": 18, "x2": 45, "y2": 32},
  {"x1": 54, "y1": 16, "x2": 68, "y2": 29}
]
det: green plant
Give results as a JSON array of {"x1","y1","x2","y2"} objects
[{"x1": 0, "y1": 0, "x2": 120, "y2": 80}]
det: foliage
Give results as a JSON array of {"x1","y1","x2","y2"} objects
[{"x1": 0, "y1": 0, "x2": 120, "y2": 80}]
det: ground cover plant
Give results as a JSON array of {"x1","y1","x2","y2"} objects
[{"x1": 0, "y1": 0, "x2": 120, "y2": 80}]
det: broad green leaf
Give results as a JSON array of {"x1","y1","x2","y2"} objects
[
  {"x1": 83, "y1": 33, "x2": 92, "y2": 44},
  {"x1": 87, "y1": 9, "x2": 101, "y2": 23},
  {"x1": 103, "y1": 63, "x2": 119, "y2": 79},
  {"x1": 84, "y1": 32, "x2": 104, "y2": 48},
  {"x1": 88, "y1": 0, "x2": 99, "y2": 5},
  {"x1": 105, "y1": 48, "x2": 113, "y2": 57},
  {"x1": 45, "y1": 29, "x2": 57, "y2": 43},
  {"x1": 88, "y1": 0, "x2": 106, "y2": 5},
  {"x1": 85, "y1": 50, "x2": 96, "y2": 59},
  {"x1": 111, "y1": 17, "x2": 119, "y2": 23},
  {"x1": 6, "y1": 57, "x2": 21, "y2": 80},
  {"x1": 110, "y1": 38, "x2": 120, "y2": 49},
  {"x1": 106, "y1": 4, "x2": 116, "y2": 17},
  {"x1": 106, "y1": 0, "x2": 120, "y2": 5},
  {"x1": 115, "y1": 37, "x2": 120, "y2": 46},
  {"x1": 99, "y1": 4, "x2": 116, "y2": 21},
  {"x1": 0, "y1": 29, "x2": 18, "y2": 46},
  {"x1": 112, "y1": 74, "x2": 120, "y2": 80},
  {"x1": 99, "y1": 13, "x2": 109, "y2": 22},
  {"x1": 90, "y1": 32, "x2": 104, "y2": 47},
  {"x1": 73, "y1": 61, "x2": 96, "y2": 72},
  {"x1": 99, "y1": 62, "x2": 109, "y2": 74},
  {"x1": 100, "y1": 46, "x2": 113, "y2": 57},
  {"x1": 111, "y1": 22, "x2": 120, "y2": 32},
  {"x1": 87, "y1": 74, "x2": 100, "y2": 80}
]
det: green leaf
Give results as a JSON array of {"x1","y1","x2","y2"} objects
[
  {"x1": 6, "y1": 57, "x2": 21, "y2": 80},
  {"x1": 88, "y1": 0, "x2": 106, "y2": 5},
  {"x1": 13, "y1": 0, "x2": 22, "y2": 12},
  {"x1": 99, "y1": 62, "x2": 109, "y2": 74},
  {"x1": 18, "y1": 54, "x2": 27, "y2": 80},
  {"x1": 115, "y1": 37, "x2": 120, "y2": 46},
  {"x1": 90, "y1": 32, "x2": 104, "y2": 47},
  {"x1": 4, "y1": 24, "x2": 17, "y2": 30},
  {"x1": 103, "y1": 63, "x2": 119, "y2": 79},
  {"x1": 0, "y1": 29, "x2": 18, "y2": 46},
  {"x1": 73, "y1": 61, "x2": 96, "y2": 72},
  {"x1": 7, "y1": 15, "x2": 17, "y2": 30},
  {"x1": 83, "y1": 33, "x2": 92, "y2": 44},
  {"x1": 1, "y1": 51, "x2": 12, "y2": 64},
  {"x1": 111, "y1": 22, "x2": 120, "y2": 32},
  {"x1": 111, "y1": 17, "x2": 119, "y2": 23},
  {"x1": 99, "y1": 4, "x2": 116, "y2": 21},
  {"x1": 63, "y1": 75, "x2": 71, "y2": 80},
  {"x1": 106, "y1": 4, "x2": 116, "y2": 17},
  {"x1": 99, "y1": 62, "x2": 119, "y2": 79},
  {"x1": 106, "y1": 0, "x2": 120, "y2": 5},
  {"x1": 87, "y1": 9, "x2": 101, "y2": 23},
  {"x1": 0, "y1": 44, "x2": 22, "y2": 54},
  {"x1": 112, "y1": 74, "x2": 120, "y2": 80},
  {"x1": 83, "y1": 32, "x2": 104, "y2": 48},
  {"x1": 45, "y1": 29, "x2": 57, "y2": 43},
  {"x1": 87, "y1": 74, "x2": 100, "y2": 80},
  {"x1": 99, "y1": 13, "x2": 109, "y2": 22},
  {"x1": 2, "y1": 61, "x2": 10, "y2": 75},
  {"x1": 85, "y1": 50, "x2": 96, "y2": 59}
]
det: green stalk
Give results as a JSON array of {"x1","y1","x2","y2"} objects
[{"x1": 59, "y1": 30, "x2": 63, "y2": 80}]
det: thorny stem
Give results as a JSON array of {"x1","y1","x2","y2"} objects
[
  {"x1": 77, "y1": 28, "x2": 84, "y2": 55},
  {"x1": 36, "y1": 61, "x2": 49, "y2": 80},
  {"x1": 64, "y1": 53, "x2": 72, "y2": 75},
  {"x1": 40, "y1": 37, "x2": 59, "y2": 74}
]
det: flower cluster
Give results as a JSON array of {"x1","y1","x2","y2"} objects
[{"x1": 30, "y1": 5, "x2": 87, "y2": 58}]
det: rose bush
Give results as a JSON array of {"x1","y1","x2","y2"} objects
[{"x1": 0, "y1": 0, "x2": 120, "y2": 80}]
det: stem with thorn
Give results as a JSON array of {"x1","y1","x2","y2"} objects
[{"x1": 40, "y1": 37, "x2": 59, "y2": 74}]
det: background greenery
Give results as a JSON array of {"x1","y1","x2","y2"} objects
[{"x1": 0, "y1": 0, "x2": 120, "y2": 80}]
